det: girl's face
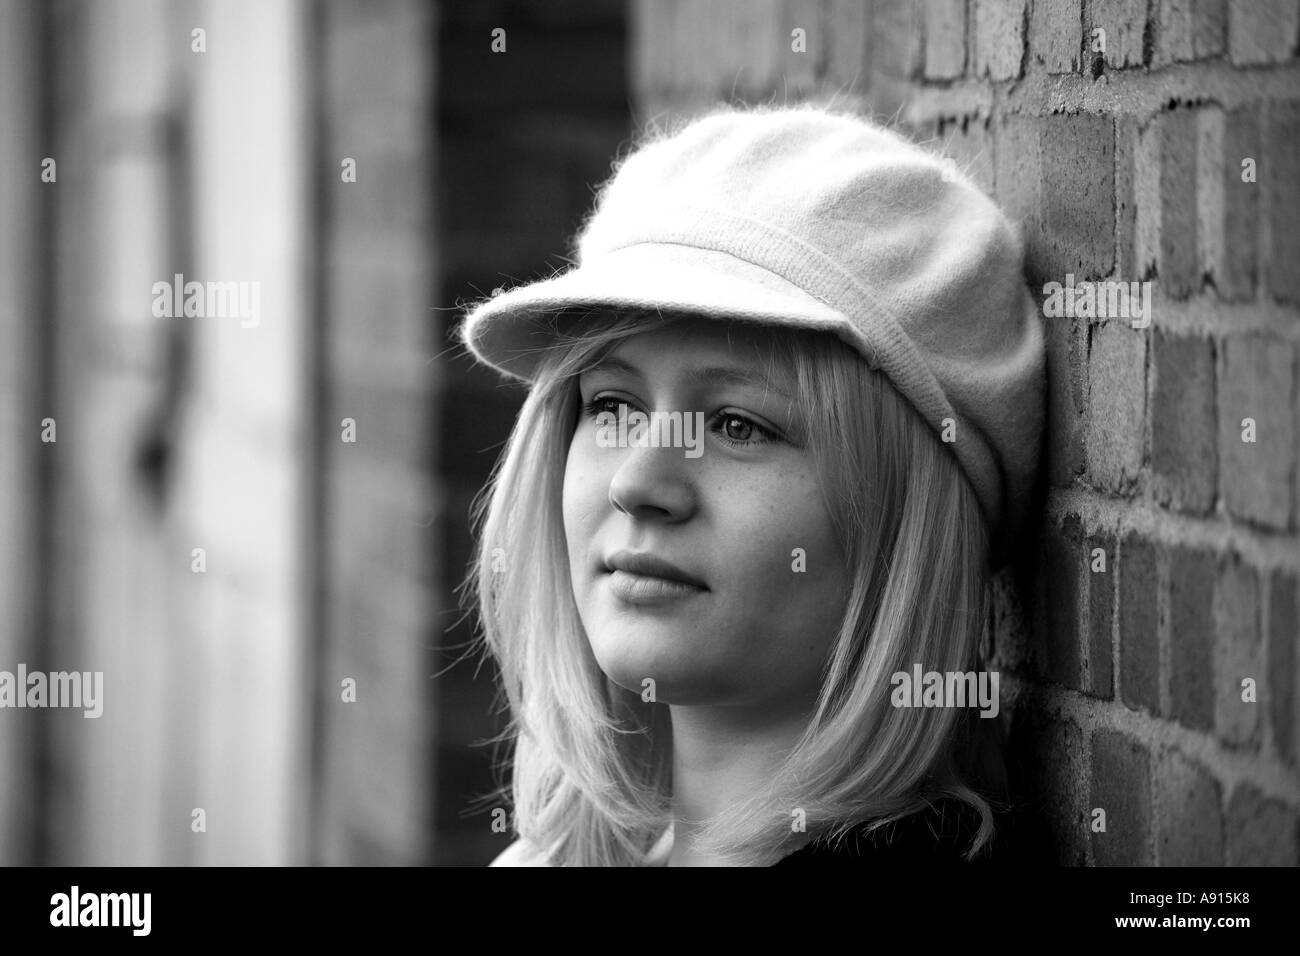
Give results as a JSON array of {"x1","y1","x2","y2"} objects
[{"x1": 563, "y1": 321, "x2": 850, "y2": 711}]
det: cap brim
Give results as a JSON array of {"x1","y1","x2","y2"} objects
[{"x1": 460, "y1": 242, "x2": 850, "y2": 381}]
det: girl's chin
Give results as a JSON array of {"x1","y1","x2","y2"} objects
[{"x1": 593, "y1": 654, "x2": 713, "y2": 694}]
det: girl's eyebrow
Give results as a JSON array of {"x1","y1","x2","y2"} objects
[{"x1": 583, "y1": 356, "x2": 794, "y2": 401}]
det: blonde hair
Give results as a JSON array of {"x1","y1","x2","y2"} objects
[{"x1": 466, "y1": 308, "x2": 1002, "y2": 866}]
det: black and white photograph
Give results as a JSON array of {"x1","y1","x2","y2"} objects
[{"x1": 0, "y1": 0, "x2": 1298, "y2": 934}]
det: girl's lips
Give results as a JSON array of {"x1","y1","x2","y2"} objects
[
  {"x1": 606, "y1": 570, "x2": 707, "y2": 606},
  {"x1": 604, "y1": 550, "x2": 708, "y2": 589}
]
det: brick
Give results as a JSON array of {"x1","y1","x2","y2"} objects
[
  {"x1": 1219, "y1": 103, "x2": 1261, "y2": 300},
  {"x1": 1043, "y1": 514, "x2": 1086, "y2": 690},
  {"x1": 1226, "y1": 784, "x2": 1298, "y2": 864},
  {"x1": 906, "y1": 116, "x2": 942, "y2": 151},
  {"x1": 1086, "y1": 0, "x2": 1150, "y2": 68},
  {"x1": 1155, "y1": 0, "x2": 1195, "y2": 64},
  {"x1": 1195, "y1": 107, "x2": 1225, "y2": 295},
  {"x1": 1218, "y1": 335, "x2": 1296, "y2": 530},
  {"x1": 1085, "y1": 322, "x2": 1146, "y2": 493},
  {"x1": 1228, "y1": 0, "x2": 1300, "y2": 65},
  {"x1": 1115, "y1": 115, "x2": 1141, "y2": 280},
  {"x1": 1170, "y1": 547, "x2": 1216, "y2": 731},
  {"x1": 1006, "y1": 713, "x2": 1088, "y2": 865},
  {"x1": 924, "y1": 0, "x2": 967, "y2": 78},
  {"x1": 1159, "y1": 108, "x2": 1200, "y2": 299},
  {"x1": 994, "y1": 115, "x2": 1043, "y2": 277},
  {"x1": 1150, "y1": 330, "x2": 1217, "y2": 514},
  {"x1": 1155, "y1": 750, "x2": 1224, "y2": 865},
  {"x1": 1085, "y1": 529, "x2": 1116, "y2": 698},
  {"x1": 1269, "y1": 570, "x2": 1297, "y2": 764},
  {"x1": 871, "y1": 0, "x2": 924, "y2": 79},
  {"x1": 1119, "y1": 531, "x2": 1160, "y2": 713},
  {"x1": 1045, "y1": 314, "x2": 1086, "y2": 487},
  {"x1": 937, "y1": 114, "x2": 994, "y2": 195},
  {"x1": 1045, "y1": 719, "x2": 1088, "y2": 866},
  {"x1": 1193, "y1": 0, "x2": 1228, "y2": 56},
  {"x1": 1030, "y1": 0, "x2": 1082, "y2": 73},
  {"x1": 973, "y1": 0, "x2": 1027, "y2": 80},
  {"x1": 1155, "y1": 0, "x2": 1227, "y2": 64},
  {"x1": 1264, "y1": 100, "x2": 1300, "y2": 304},
  {"x1": 1215, "y1": 555, "x2": 1262, "y2": 747},
  {"x1": 1090, "y1": 729, "x2": 1152, "y2": 865},
  {"x1": 1040, "y1": 113, "x2": 1116, "y2": 280},
  {"x1": 1132, "y1": 117, "x2": 1163, "y2": 281}
]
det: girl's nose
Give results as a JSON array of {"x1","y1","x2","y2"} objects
[{"x1": 607, "y1": 440, "x2": 698, "y2": 523}]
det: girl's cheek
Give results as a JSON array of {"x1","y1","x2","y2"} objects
[
  {"x1": 760, "y1": 480, "x2": 833, "y2": 581},
  {"x1": 708, "y1": 480, "x2": 799, "y2": 581},
  {"x1": 561, "y1": 437, "x2": 589, "y2": 534},
  {"x1": 563, "y1": 441, "x2": 612, "y2": 527}
]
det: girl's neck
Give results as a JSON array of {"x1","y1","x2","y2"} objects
[{"x1": 663, "y1": 699, "x2": 815, "y2": 866}]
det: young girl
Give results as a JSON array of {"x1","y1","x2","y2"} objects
[{"x1": 459, "y1": 102, "x2": 1045, "y2": 867}]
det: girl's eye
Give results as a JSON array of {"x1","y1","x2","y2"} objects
[
  {"x1": 581, "y1": 395, "x2": 623, "y2": 418},
  {"x1": 722, "y1": 414, "x2": 753, "y2": 442},
  {"x1": 581, "y1": 394, "x2": 782, "y2": 448},
  {"x1": 713, "y1": 411, "x2": 779, "y2": 447}
]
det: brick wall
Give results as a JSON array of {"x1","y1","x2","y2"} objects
[{"x1": 633, "y1": 0, "x2": 1300, "y2": 865}]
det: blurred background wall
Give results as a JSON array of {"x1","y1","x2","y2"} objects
[
  {"x1": 1, "y1": 0, "x2": 1296, "y2": 867},
  {"x1": 434, "y1": 0, "x2": 629, "y2": 864},
  {"x1": 0, "y1": 0, "x2": 629, "y2": 868}
]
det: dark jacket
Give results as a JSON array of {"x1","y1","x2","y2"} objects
[{"x1": 771, "y1": 799, "x2": 999, "y2": 866}]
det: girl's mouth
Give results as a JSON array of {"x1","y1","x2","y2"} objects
[
  {"x1": 603, "y1": 551, "x2": 709, "y2": 605},
  {"x1": 604, "y1": 550, "x2": 709, "y2": 589},
  {"x1": 606, "y1": 570, "x2": 707, "y2": 605}
]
